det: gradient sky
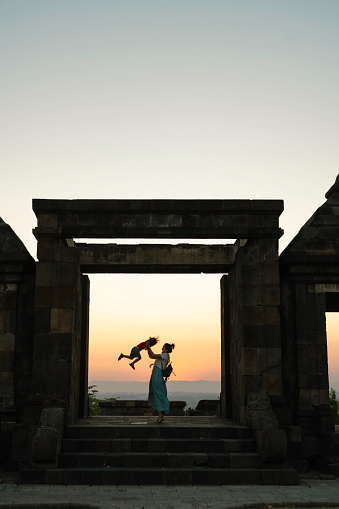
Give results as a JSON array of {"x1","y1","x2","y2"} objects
[{"x1": 1, "y1": 1, "x2": 339, "y2": 383}]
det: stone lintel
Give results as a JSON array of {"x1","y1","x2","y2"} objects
[
  {"x1": 32, "y1": 199, "x2": 283, "y2": 239},
  {"x1": 309, "y1": 283, "x2": 339, "y2": 293},
  {"x1": 33, "y1": 225, "x2": 283, "y2": 240},
  {"x1": 81, "y1": 264, "x2": 233, "y2": 274},
  {"x1": 76, "y1": 243, "x2": 235, "y2": 273},
  {"x1": 33, "y1": 198, "x2": 284, "y2": 214}
]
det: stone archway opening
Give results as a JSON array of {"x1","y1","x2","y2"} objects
[
  {"x1": 87, "y1": 272, "x2": 222, "y2": 414},
  {"x1": 326, "y1": 292, "x2": 339, "y2": 402},
  {"x1": 326, "y1": 311, "x2": 339, "y2": 394}
]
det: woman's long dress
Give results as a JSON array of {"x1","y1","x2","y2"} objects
[{"x1": 148, "y1": 353, "x2": 170, "y2": 414}]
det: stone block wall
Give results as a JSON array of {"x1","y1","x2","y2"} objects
[
  {"x1": 30, "y1": 238, "x2": 84, "y2": 424},
  {"x1": 279, "y1": 175, "x2": 339, "y2": 470},
  {"x1": 0, "y1": 278, "x2": 35, "y2": 420},
  {"x1": 295, "y1": 285, "x2": 329, "y2": 410},
  {"x1": 0, "y1": 218, "x2": 36, "y2": 465},
  {"x1": 0, "y1": 227, "x2": 36, "y2": 417},
  {"x1": 225, "y1": 237, "x2": 283, "y2": 425},
  {"x1": 280, "y1": 277, "x2": 333, "y2": 467}
]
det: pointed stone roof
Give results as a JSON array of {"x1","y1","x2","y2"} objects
[
  {"x1": 0, "y1": 217, "x2": 35, "y2": 265},
  {"x1": 280, "y1": 175, "x2": 339, "y2": 266}
]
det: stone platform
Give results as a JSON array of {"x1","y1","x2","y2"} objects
[
  {"x1": 20, "y1": 416, "x2": 299, "y2": 486},
  {"x1": 98, "y1": 400, "x2": 186, "y2": 416}
]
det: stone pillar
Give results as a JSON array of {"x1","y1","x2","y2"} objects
[
  {"x1": 227, "y1": 237, "x2": 283, "y2": 424},
  {"x1": 29, "y1": 236, "x2": 82, "y2": 425},
  {"x1": 294, "y1": 284, "x2": 332, "y2": 462},
  {"x1": 220, "y1": 275, "x2": 232, "y2": 418},
  {"x1": 0, "y1": 282, "x2": 18, "y2": 422},
  {"x1": 295, "y1": 284, "x2": 329, "y2": 410},
  {"x1": 79, "y1": 275, "x2": 90, "y2": 417},
  {"x1": 280, "y1": 274, "x2": 298, "y2": 419}
]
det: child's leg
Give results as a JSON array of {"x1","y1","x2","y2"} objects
[
  {"x1": 129, "y1": 357, "x2": 141, "y2": 369},
  {"x1": 118, "y1": 353, "x2": 133, "y2": 360},
  {"x1": 119, "y1": 345, "x2": 139, "y2": 362}
]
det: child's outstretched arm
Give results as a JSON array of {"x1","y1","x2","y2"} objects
[{"x1": 145, "y1": 340, "x2": 150, "y2": 349}]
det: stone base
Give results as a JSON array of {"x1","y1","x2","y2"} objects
[{"x1": 98, "y1": 400, "x2": 186, "y2": 416}]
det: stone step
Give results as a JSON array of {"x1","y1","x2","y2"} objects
[
  {"x1": 21, "y1": 418, "x2": 299, "y2": 486},
  {"x1": 61, "y1": 437, "x2": 256, "y2": 454},
  {"x1": 58, "y1": 451, "x2": 261, "y2": 469},
  {"x1": 64, "y1": 425, "x2": 252, "y2": 440},
  {"x1": 20, "y1": 466, "x2": 299, "y2": 485}
]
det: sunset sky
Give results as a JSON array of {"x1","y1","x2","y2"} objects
[{"x1": 1, "y1": 1, "x2": 339, "y2": 384}]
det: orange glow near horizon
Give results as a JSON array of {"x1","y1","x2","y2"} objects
[
  {"x1": 88, "y1": 273, "x2": 222, "y2": 382},
  {"x1": 89, "y1": 279, "x2": 339, "y2": 386},
  {"x1": 326, "y1": 312, "x2": 339, "y2": 389}
]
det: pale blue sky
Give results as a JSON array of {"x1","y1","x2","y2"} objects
[
  {"x1": 1, "y1": 1, "x2": 339, "y2": 380},
  {"x1": 1, "y1": 0, "x2": 338, "y2": 253}
]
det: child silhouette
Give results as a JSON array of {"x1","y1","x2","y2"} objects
[{"x1": 118, "y1": 336, "x2": 159, "y2": 370}]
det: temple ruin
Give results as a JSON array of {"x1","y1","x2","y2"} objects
[{"x1": 1, "y1": 176, "x2": 339, "y2": 483}]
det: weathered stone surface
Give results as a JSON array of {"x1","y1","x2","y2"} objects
[
  {"x1": 33, "y1": 199, "x2": 284, "y2": 240},
  {"x1": 289, "y1": 426, "x2": 302, "y2": 443},
  {"x1": 39, "y1": 408, "x2": 64, "y2": 428},
  {"x1": 258, "y1": 348, "x2": 281, "y2": 375},
  {"x1": 261, "y1": 428, "x2": 287, "y2": 463},
  {"x1": 37, "y1": 214, "x2": 58, "y2": 227},
  {"x1": 241, "y1": 263, "x2": 258, "y2": 285},
  {"x1": 99, "y1": 400, "x2": 186, "y2": 416},
  {"x1": 50, "y1": 309, "x2": 73, "y2": 333},
  {"x1": 301, "y1": 435, "x2": 319, "y2": 460},
  {"x1": 244, "y1": 375, "x2": 262, "y2": 393},
  {"x1": 0, "y1": 371, "x2": 14, "y2": 406},
  {"x1": 247, "y1": 390, "x2": 274, "y2": 415},
  {"x1": 265, "y1": 306, "x2": 280, "y2": 326},
  {"x1": 32, "y1": 427, "x2": 58, "y2": 463},
  {"x1": 0, "y1": 333, "x2": 15, "y2": 351},
  {"x1": 2, "y1": 183, "x2": 339, "y2": 475},
  {"x1": 262, "y1": 374, "x2": 283, "y2": 394},
  {"x1": 258, "y1": 263, "x2": 280, "y2": 286},
  {"x1": 34, "y1": 308, "x2": 51, "y2": 333},
  {"x1": 76, "y1": 243, "x2": 235, "y2": 274},
  {"x1": 243, "y1": 348, "x2": 258, "y2": 375},
  {"x1": 258, "y1": 285, "x2": 280, "y2": 306},
  {"x1": 249, "y1": 410, "x2": 278, "y2": 430},
  {"x1": 242, "y1": 286, "x2": 258, "y2": 306},
  {"x1": 0, "y1": 351, "x2": 14, "y2": 371},
  {"x1": 246, "y1": 390, "x2": 287, "y2": 463}
]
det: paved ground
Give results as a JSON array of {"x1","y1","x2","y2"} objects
[{"x1": 1, "y1": 476, "x2": 339, "y2": 509}]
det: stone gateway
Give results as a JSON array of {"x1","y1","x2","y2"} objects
[{"x1": 1, "y1": 176, "x2": 339, "y2": 482}]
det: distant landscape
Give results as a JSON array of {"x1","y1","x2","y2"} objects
[{"x1": 90, "y1": 380, "x2": 221, "y2": 410}]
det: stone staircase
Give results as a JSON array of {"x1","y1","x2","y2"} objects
[{"x1": 20, "y1": 416, "x2": 299, "y2": 485}]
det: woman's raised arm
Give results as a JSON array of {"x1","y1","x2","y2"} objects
[{"x1": 147, "y1": 347, "x2": 162, "y2": 360}]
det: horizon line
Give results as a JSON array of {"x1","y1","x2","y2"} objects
[{"x1": 89, "y1": 379, "x2": 221, "y2": 382}]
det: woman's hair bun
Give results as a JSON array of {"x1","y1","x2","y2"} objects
[{"x1": 163, "y1": 342, "x2": 175, "y2": 353}]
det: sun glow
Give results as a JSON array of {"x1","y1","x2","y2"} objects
[{"x1": 88, "y1": 273, "x2": 222, "y2": 382}]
